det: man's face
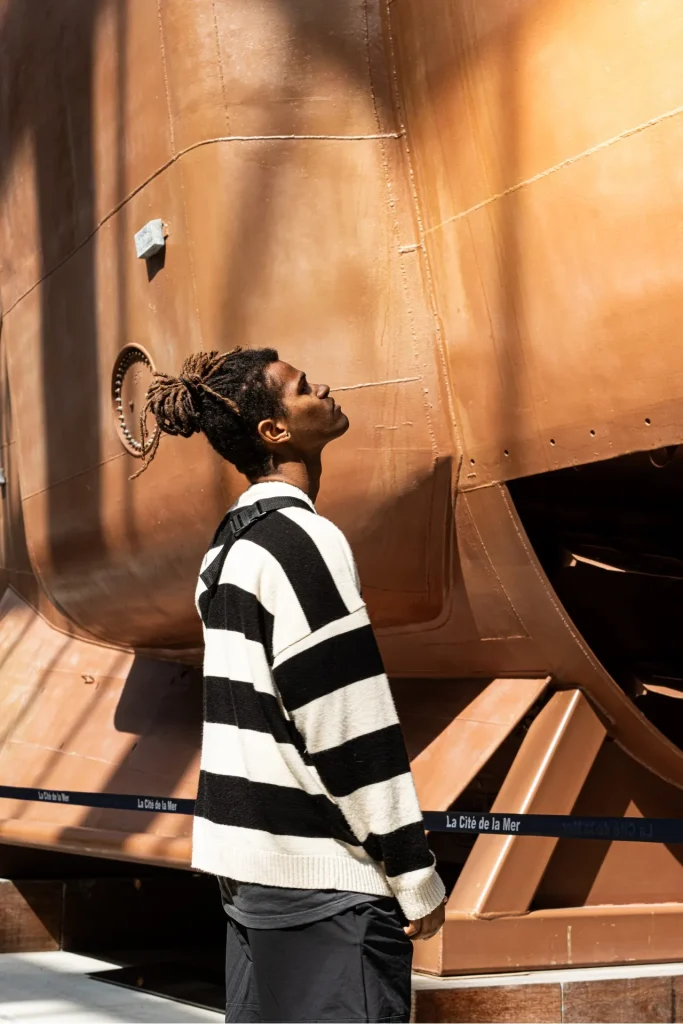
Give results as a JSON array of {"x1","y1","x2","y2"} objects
[{"x1": 264, "y1": 360, "x2": 349, "y2": 455}]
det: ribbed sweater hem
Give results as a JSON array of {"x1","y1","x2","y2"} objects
[
  {"x1": 192, "y1": 845, "x2": 393, "y2": 898},
  {"x1": 192, "y1": 843, "x2": 445, "y2": 921}
]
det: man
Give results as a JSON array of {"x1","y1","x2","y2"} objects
[{"x1": 139, "y1": 348, "x2": 445, "y2": 1023}]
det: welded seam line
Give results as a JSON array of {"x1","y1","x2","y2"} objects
[
  {"x1": 383, "y1": 0, "x2": 462, "y2": 453},
  {"x1": 364, "y1": 0, "x2": 439, "y2": 464},
  {"x1": 210, "y1": 0, "x2": 230, "y2": 130},
  {"x1": 4, "y1": 131, "x2": 402, "y2": 318},
  {"x1": 330, "y1": 376, "x2": 421, "y2": 392},
  {"x1": 156, "y1": 0, "x2": 176, "y2": 156},
  {"x1": 21, "y1": 451, "x2": 126, "y2": 501},
  {"x1": 157, "y1": 1, "x2": 204, "y2": 347},
  {"x1": 426, "y1": 101, "x2": 683, "y2": 234}
]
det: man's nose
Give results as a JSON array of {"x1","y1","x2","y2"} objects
[{"x1": 316, "y1": 383, "x2": 330, "y2": 399}]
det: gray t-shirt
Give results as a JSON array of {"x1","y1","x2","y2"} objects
[{"x1": 218, "y1": 877, "x2": 381, "y2": 929}]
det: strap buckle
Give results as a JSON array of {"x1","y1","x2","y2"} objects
[{"x1": 229, "y1": 500, "x2": 267, "y2": 538}]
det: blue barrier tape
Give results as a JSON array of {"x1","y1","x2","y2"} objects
[
  {"x1": 0, "y1": 786, "x2": 681, "y2": 842},
  {"x1": 0, "y1": 785, "x2": 195, "y2": 815},
  {"x1": 422, "y1": 811, "x2": 681, "y2": 843}
]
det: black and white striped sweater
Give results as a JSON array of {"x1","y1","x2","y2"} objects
[{"x1": 191, "y1": 482, "x2": 444, "y2": 921}]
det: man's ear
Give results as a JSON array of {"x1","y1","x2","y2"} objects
[{"x1": 257, "y1": 418, "x2": 291, "y2": 446}]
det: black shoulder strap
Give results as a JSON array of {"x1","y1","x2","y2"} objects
[{"x1": 200, "y1": 496, "x2": 313, "y2": 594}]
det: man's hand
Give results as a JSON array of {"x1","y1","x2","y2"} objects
[{"x1": 404, "y1": 899, "x2": 446, "y2": 941}]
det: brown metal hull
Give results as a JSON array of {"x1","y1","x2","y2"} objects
[{"x1": 1, "y1": 0, "x2": 683, "y2": 973}]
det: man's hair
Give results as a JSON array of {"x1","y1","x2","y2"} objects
[{"x1": 133, "y1": 348, "x2": 283, "y2": 479}]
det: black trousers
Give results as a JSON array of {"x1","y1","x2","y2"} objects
[{"x1": 224, "y1": 897, "x2": 413, "y2": 1023}]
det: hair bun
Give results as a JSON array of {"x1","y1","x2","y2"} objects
[{"x1": 178, "y1": 372, "x2": 204, "y2": 403}]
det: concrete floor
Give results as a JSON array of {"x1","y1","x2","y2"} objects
[
  {"x1": 0, "y1": 951, "x2": 224, "y2": 1024},
  {"x1": 7, "y1": 949, "x2": 683, "y2": 1022}
]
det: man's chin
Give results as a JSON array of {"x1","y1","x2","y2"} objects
[{"x1": 335, "y1": 412, "x2": 350, "y2": 436}]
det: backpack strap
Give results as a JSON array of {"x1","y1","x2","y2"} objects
[
  {"x1": 228, "y1": 495, "x2": 313, "y2": 539},
  {"x1": 200, "y1": 495, "x2": 313, "y2": 594}
]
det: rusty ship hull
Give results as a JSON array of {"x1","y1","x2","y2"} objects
[{"x1": 1, "y1": 0, "x2": 683, "y2": 974}]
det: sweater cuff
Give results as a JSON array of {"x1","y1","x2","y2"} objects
[{"x1": 391, "y1": 868, "x2": 446, "y2": 922}]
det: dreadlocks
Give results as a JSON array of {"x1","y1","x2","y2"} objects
[{"x1": 132, "y1": 348, "x2": 283, "y2": 480}]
